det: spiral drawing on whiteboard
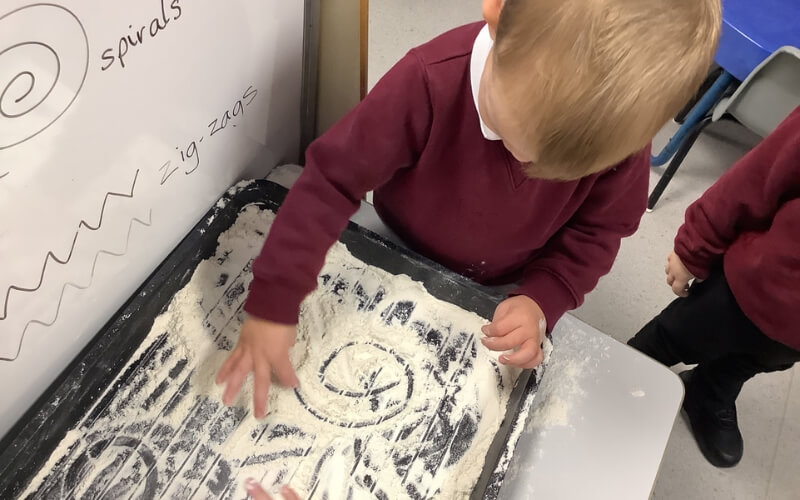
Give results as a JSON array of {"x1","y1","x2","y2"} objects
[{"x1": 0, "y1": 3, "x2": 89, "y2": 152}]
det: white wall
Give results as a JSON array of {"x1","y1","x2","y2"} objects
[{"x1": 368, "y1": 0, "x2": 481, "y2": 90}]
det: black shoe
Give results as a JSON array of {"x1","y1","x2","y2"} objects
[{"x1": 679, "y1": 370, "x2": 744, "y2": 468}]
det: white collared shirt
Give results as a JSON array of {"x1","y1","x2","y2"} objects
[{"x1": 470, "y1": 24, "x2": 502, "y2": 141}]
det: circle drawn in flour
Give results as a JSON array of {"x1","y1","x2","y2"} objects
[
  {"x1": 295, "y1": 341, "x2": 414, "y2": 428},
  {"x1": 0, "y1": 3, "x2": 89, "y2": 150},
  {"x1": 31, "y1": 435, "x2": 158, "y2": 498}
]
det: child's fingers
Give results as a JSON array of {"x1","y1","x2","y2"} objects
[
  {"x1": 222, "y1": 355, "x2": 253, "y2": 406},
  {"x1": 243, "y1": 479, "x2": 300, "y2": 500},
  {"x1": 481, "y1": 315, "x2": 518, "y2": 337},
  {"x1": 281, "y1": 486, "x2": 302, "y2": 500},
  {"x1": 499, "y1": 339, "x2": 541, "y2": 367},
  {"x1": 216, "y1": 348, "x2": 242, "y2": 385},
  {"x1": 273, "y1": 355, "x2": 299, "y2": 389},
  {"x1": 481, "y1": 327, "x2": 525, "y2": 351},
  {"x1": 480, "y1": 323, "x2": 496, "y2": 337},
  {"x1": 252, "y1": 360, "x2": 272, "y2": 419},
  {"x1": 520, "y1": 344, "x2": 545, "y2": 369},
  {"x1": 673, "y1": 279, "x2": 690, "y2": 297},
  {"x1": 244, "y1": 478, "x2": 272, "y2": 500},
  {"x1": 671, "y1": 278, "x2": 686, "y2": 297},
  {"x1": 491, "y1": 300, "x2": 513, "y2": 322}
]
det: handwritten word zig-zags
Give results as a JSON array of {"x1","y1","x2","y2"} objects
[
  {"x1": 0, "y1": 209, "x2": 153, "y2": 362},
  {"x1": 0, "y1": 169, "x2": 140, "y2": 321}
]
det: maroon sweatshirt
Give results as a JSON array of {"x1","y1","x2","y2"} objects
[
  {"x1": 675, "y1": 106, "x2": 800, "y2": 350},
  {"x1": 245, "y1": 23, "x2": 649, "y2": 329}
]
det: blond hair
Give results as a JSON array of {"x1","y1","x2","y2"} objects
[{"x1": 494, "y1": 0, "x2": 721, "y2": 179}]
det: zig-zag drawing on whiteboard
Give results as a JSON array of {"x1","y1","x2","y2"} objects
[
  {"x1": 0, "y1": 169, "x2": 140, "y2": 322},
  {"x1": 0, "y1": 209, "x2": 153, "y2": 362}
]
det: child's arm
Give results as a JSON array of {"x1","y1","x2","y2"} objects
[
  {"x1": 675, "y1": 106, "x2": 800, "y2": 280},
  {"x1": 482, "y1": 151, "x2": 648, "y2": 366},
  {"x1": 245, "y1": 50, "x2": 432, "y2": 324},
  {"x1": 511, "y1": 148, "x2": 651, "y2": 331},
  {"x1": 217, "y1": 51, "x2": 434, "y2": 417}
]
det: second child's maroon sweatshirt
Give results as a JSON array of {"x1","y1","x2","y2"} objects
[{"x1": 675, "y1": 106, "x2": 800, "y2": 350}]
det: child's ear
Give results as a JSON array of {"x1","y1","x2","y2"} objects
[{"x1": 482, "y1": 0, "x2": 503, "y2": 39}]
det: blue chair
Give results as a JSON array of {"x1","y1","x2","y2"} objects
[{"x1": 648, "y1": 0, "x2": 800, "y2": 210}]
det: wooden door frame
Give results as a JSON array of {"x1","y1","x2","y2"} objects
[
  {"x1": 360, "y1": 0, "x2": 369, "y2": 99},
  {"x1": 300, "y1": 0, "x2": 321, "y2": 156}
]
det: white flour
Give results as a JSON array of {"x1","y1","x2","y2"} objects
[
  {"x1": 529, "y1": 353, "x2": 584, "y2": 430},
  {"x1": 22, "y1": 203, "x2": 523, "y2": 500},
  {"x1": 481, "y1": 337, "x2": 551, "y2": 496}
]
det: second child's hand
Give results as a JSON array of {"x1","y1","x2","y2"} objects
[
  {"x1": 665, "y1": 251, "x2": 695, "y2": 297},
  {"x1": 216, "y1": 316, "x2": 299, "y2": 418}
]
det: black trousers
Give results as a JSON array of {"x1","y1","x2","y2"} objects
[{"x1": 629, "y1": 266, "x2": 800, "y2": 409}]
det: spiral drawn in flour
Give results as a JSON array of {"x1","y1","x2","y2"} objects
[
  {"x1": 0, "y1": 3, "x2": 89, "y2": 151},
  {"x1": 295, "y1": 341, "x2": 415, "y2": 428},
  {"x1": 0, "y1": 208, "x2": 153, "y2": 362},
  {"x1": 0, "y1": 169, "x2": 140, "y2": 322}
]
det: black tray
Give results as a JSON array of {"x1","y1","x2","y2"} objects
[{"x1": 0, "y1": 180, "x2": 536, "y2": 499}]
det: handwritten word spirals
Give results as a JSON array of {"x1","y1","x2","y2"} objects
[{"x1": 0, "y1": 3, "x2": 89, "y2": 151}]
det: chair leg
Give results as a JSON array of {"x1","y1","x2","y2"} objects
[
  {"x1": 648, "y1": 117, "x2": 713, "y2": 210},
  {"x1": 675, "y1": 65, "x2": 722, "y2": 124},
  {"x1": 651, "y1": 71, "x2": 736, "y2": 166}
]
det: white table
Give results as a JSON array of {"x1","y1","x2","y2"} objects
[
  {"x1": 266, "y1": 166, "x2": 684, "y2": 500},
  {"x1": 497, "y1": 315, "x2": 683, "y2": 500}
]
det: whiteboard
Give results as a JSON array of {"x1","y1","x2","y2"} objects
[{"x1": 0, "y1": 0, "x2": 305, "y2": 437}]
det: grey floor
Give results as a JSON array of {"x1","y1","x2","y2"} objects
[{"x1": 368, "y1": 1, "x2": 799, "y2": 498}]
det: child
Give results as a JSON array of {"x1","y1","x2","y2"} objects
[
  {"x1": 217, "y1": 0, "x2": 721, "y2": 419},
  {"x1": 629, "y1": 106, "x2": 800, "y2": 468}
]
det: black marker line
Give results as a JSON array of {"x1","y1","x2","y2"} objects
[
  {"x1": 0, "y1": 3, "x2": 89, "y2": 150},
  {"x1": 0, "y1": 209, "x2": 152, "y2": 362},
  {"x1": 0, "y1": 169, "x2": 140, "y2": 321},
  {"x1": 0, "y1": 172, "x2": 8, "y2": 179},
  {"x1": 159, "y1": 160, "x2": 178, "y2": 185}
]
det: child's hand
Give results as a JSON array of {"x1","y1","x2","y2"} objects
[
  {"x1": 244, "y1": 478, "x2": 301, "y2": 500},
  {"x1": 665, "y1": 251, "x2": 694, "y2": 297},
  {"x1": 216, "y1": 316, "x2": 299, "y2": 419},
  {"x1": 480, "y1": 295, "x2": 546, "y2": 369}
]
